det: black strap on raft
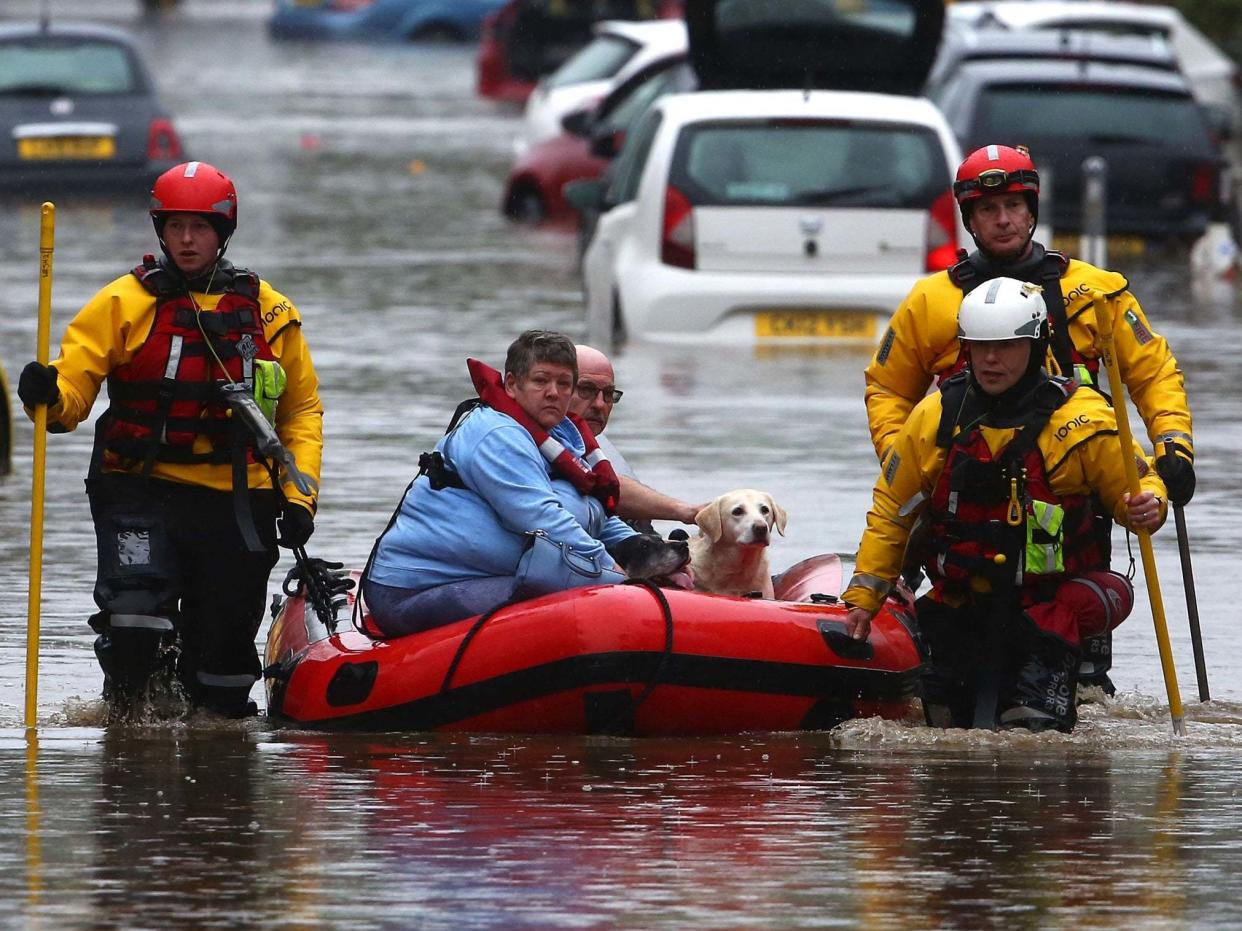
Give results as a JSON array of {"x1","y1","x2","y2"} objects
[{"x1": 436, "y1": 577, "x2": 677, "y2": 736}]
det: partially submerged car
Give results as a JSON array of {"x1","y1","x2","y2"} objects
[
  {"x1": 476, "y1": 0, "x2": 683, "y2": 103},
  {"x1": 930, "y1": 54, "x2": 1229, "y2": 244},
  {"x1": 572, "y1": 0, "x2": 961, "y2": 345},
  {"x1": 0, "y1": 21, "x2": 184, "y2": 195},
  {"x1": 267, "y1": 0, "x2": 508, "y2": 43},
  {"x1": 947, "y1": 1, "x2": 1241, "y2": 131},
  {"x1": 514, "y1": 18, "x2": 686, "y2": 158},
  {"x1": 503, "y1": 48, "x2": 694, "y2": 223}
]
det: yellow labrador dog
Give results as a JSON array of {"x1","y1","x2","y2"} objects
[{"x1": 688, "y1": 489, "x2": 788, "y2": 598}]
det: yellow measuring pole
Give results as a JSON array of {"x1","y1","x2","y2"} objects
[
  {"x1": 25, "y1": 203, "x2": 55, "y2": 730},
  {"x1": 1094, "y1": 293, "x2": 1184, "y2": 735}
]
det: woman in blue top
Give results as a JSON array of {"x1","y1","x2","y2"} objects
[{"x1": 363, "y1": 330, "x2": 643, "y2": 635}]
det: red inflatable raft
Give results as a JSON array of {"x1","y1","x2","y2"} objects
[{"x1": 263, "y1": 555, "x2": 923, "y2": 734}]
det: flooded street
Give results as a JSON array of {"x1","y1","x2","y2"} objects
[{"x1": 3, "y1": 1, "x2": 1242, "y2": 927}]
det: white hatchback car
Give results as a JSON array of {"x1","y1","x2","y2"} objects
[
  {"x1": 579, "y1": 89, "x2": 966, "y2": 345},
  {"x1": 514, "y1": 18, "x2": 686, "y2": 159}
]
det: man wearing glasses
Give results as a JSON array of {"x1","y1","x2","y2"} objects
[
  {"x1": 862, "y1": 143, "x2": 1194, "y2": 697},
  {"x1": 570, "y1": 345, "x2": 701, "y2": 529}
]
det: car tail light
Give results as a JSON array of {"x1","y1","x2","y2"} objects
[
  {"x1": 660, "y1": 185, "x2": 696, "y2": 269},
  {"x1": 924, "y1": 189, "x2": 958, "y2": 272},
  {"x1": 147, "y1": 119, "x2": 183, "y2": 161},
  {"x1": 327, "y1": 0, "x2": 376, "y2": 11},
  {"x1": 1190, "y1": 163, "x2": 1218, "y2": 206}
]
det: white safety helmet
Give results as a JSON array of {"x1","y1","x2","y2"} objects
[{"x1": 957, "y1": 277, "x2": 1047, "y2": 342}]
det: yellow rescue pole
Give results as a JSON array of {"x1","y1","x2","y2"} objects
[
  {"x1": 1094, "y1": 294, "x2": 1184, "y2": 735},
  {"x1": 25, "y1": 202, "x2": 54, "y2": 730}
]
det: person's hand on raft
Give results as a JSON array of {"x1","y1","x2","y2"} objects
[{"x1": 844, "y1": 606, "x2": 873, "y2": 642}]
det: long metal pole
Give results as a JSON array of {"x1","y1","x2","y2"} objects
[
  {"x1": 1095, "y1": 294, "x2": 1184, "y2": 735},
  {"x1": 25, "y1": 203, "x2": 55, "y2": 730},
  {"x1": 1165, "y1": 438, "x2": 1209, "y2": 701}
]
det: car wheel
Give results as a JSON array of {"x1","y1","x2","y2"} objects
[
  {"x1": 507, "y1": 187, "x2": 545, "y2": 224},
  {"x1": 410, "y1": 23, "x2": 463, "y2": 43}
]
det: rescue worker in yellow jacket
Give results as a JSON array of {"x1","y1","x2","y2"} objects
[
  {"x1": 18, "y1": 161, "x2": 323, "y2": 719},
  {"x1": 865, "y1": 143, "x2": 1192, "y2": 694},
  {"x1": 843, "y1": 278, "x2": 1166, "y2": 733}
]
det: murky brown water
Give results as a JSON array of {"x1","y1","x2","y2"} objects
[{"x1": 3, "y1": 1, "x2": 1242, "y2": 927}]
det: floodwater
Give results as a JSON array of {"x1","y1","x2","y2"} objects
[{"x1": 2, "y1": 1, "x2": 1242, "y2": 927}]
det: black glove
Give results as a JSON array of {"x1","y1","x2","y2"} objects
[
  {"x1": 277, "y1": 503, "x2": 315, "y2": 549},
  {"x1": 1155, "y1": 452, "x2": 1195, "y2": 506},
  {"x1": 18, "y1": 361, "x2": 59, "y2": 407}
]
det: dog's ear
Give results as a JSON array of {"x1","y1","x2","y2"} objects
[
  {"x1": 766, "y1": 494, "x2": 788, "y2": 536},
  {"x1": 696, "y1": 500, "x2": 723, "y2": 542}
]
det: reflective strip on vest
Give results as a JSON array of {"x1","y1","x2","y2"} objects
[
  {"x1": 161, "y1": 334, "x2": 184, "y2": 443},
  {"x1": 196, "y1": 670, "x2": 258, "y2": 689},
  {"x1": 1025, "y1": 499, "x2": 1065, "y2": 575},
  {"x1": 1073, "y1": 363, "x2": 1092, "y2": 386},
  {"x1": 897, "y1": 490, "x2": 926, "y2": 518},
  {"x1": 110, "y1": 613, "x2": 175, "y2": 631}
]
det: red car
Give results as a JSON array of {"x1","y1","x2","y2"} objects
[
  {"x1": 502, "y1": 54, "x2": 693, "y2": 223},
  {"x1": 477, "y1": 0, "x2": 683, "y2": 103}
]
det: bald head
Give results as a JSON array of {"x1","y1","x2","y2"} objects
[{"x1": 570, "y1": 344, "x2": 618, "y2": 436}]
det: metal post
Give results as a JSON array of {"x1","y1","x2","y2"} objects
[{"x1": 1081, "y1": 156, "x2": 1108, "y2": 268}]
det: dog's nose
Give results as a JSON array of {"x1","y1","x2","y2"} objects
[{"x1": 753, "y1": 523, "x2": 769, "y2": 541}]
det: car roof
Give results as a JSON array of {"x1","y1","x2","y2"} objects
[
  {"x1": 937, "y1": 27, "x2": 1178, "y2": 71},
  {"x1": 654, "y1": 89, "x2": 953, "y2": 128},
  {"x1": 593, "y1": 18, "x2": 687, "y2": 51},
  {"x1": 949, "y1": 56, "x2": 1195, "y2": 94},
  {"x1": 0, "y1": 20, "x2": 144, "y2": 45},
  {"x1": 948, "y1": 1, "x2": 1182, "y2": 31}
]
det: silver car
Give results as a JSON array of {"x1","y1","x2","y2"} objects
[{"x1": 0, "y1": 21, "x2": 185, "y2": 195}]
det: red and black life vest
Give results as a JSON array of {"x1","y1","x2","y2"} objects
[
  {"x1": 945, "y1": 246, "x2": 1100, "y2": 386},
  {"x1": 921, "y1": 372, "x2": 1104, "y2": 600},
  {"x1": 100, "y1": 257, "x2": 274, "y2": 469}
]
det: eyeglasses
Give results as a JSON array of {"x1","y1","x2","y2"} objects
[{"x1": 574, "y1": 382, "x2": 623, "y2": 404}]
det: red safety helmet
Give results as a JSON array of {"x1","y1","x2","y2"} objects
[
  {"x1": 149, "y1": 161, "x2": 238, "y2": 246},
  {"x1": 953, "y1": 144, "x2": 1040, "y2": 226}
]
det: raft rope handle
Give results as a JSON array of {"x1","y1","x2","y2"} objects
[
  {"x1": 614, "y1": 579, "x2": 675, "y2": 729},
  {"x1": 437, "y1": 578, "x2": 677, "y2": 733},
  {"x1": 439, "y1": 600, "x2": 511, "y2": 695}
]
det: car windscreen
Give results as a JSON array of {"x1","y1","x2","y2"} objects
[
  {"x1": 546, "y1": 34, "x2": 639, "y2": 89},
  {"x1": 0, "y1": 38, "x2": 137, "y2": 95},
  {"x1": 669, "y1": 119, "x2": 950, "y2": 208},
  {"x1": 974, "y1": 84, "x2": 1210, "y2": 150}
]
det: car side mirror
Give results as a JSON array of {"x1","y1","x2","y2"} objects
[
  {"x1": 563, "y1": 178, "x2": 608, "y2": 213},
  {"x1": 561, "y1": 106, "x2": 593, "y2": 138},
  {"x1": 588, "y1": 128, "x2": 625, "y2": 160}
]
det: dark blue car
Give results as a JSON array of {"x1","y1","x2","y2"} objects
[{"x1": 268, "y1": 0, "x2": 510, "y2": 43}]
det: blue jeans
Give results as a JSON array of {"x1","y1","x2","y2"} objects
[{"x1": 363, "y1": 576, "x2": 520, "y2": 637}]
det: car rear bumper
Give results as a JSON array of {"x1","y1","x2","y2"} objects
[{"x1": 617, "y1": 264, "x2": 916, "y2": 344}]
